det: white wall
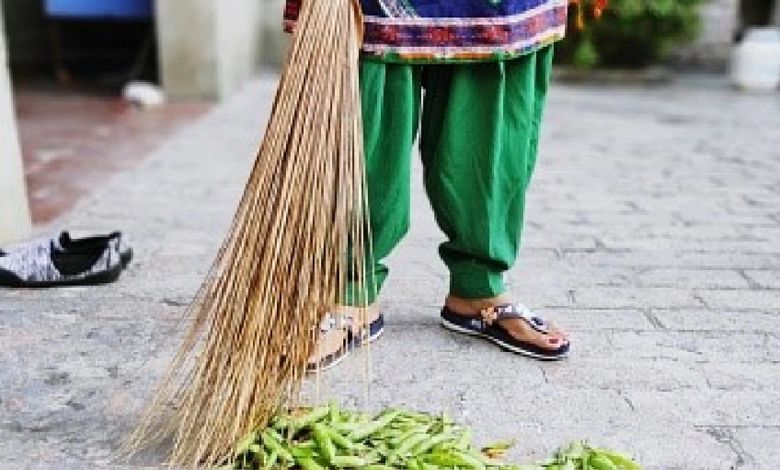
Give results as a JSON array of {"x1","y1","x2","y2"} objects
[
  {"x1": 0, "y1": 7, "x2": 31, "y2": 244},
  {"x1": 674, "y1": 0, "x2": 739, "y2": 70},
  {"x1": 155, "y1": 0, "x2": 265, "y2": 99},
  {"x1": 260, "y1": 0, "x2": 290, "y2": 69}
]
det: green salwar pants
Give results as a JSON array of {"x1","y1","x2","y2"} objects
[{"x1": 354, "y1": 45, "x2": 554, "y2": 305}]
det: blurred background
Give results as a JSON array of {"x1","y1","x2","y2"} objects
[{"x1": 1, "y1": 0, "x2": 779, "y2": 243}]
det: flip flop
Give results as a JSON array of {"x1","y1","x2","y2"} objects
[{"x1": 440, "y1": 303, "x2": 569, "y2": 360}]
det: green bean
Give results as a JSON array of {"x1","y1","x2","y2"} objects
[
  {"x1": 412, "y1": 432, "x2": 455, "y2": 455},
  {"x1": 324, "y1": 402, "x2": 338, "y2": 424},
  {"x1": 235, "y1": 431, "x2": 258, "y2": 454},
  {"x1": 333, "y1": 422, "x2": 360, "y2": 435},
  {"x1": 599, "y1": 451, "x2": 642, "y2": 470},
  {"x1": 455, "y1": 429, "x2": 472, "y2": 450},
  {"x1": 588, "y1": 455, "x2": 619, "y2": 470},
  {"x1": 231, "y1": 406, "x2": 641, "y2": 470},
  {"x1": 296, "y1": 440, "x2": 317, "y2": 450},
  {"x1": 391, "y1": 426, "x2": 428, "y2": 447},
  {"x1": 454, "y1": 451, "x2": 488, "y2": 470},
  {"x1": 361, "y1": 449, "x2": 383, "y2": 464},
  {"x1": 401, "y1": 410, "x2": 436, "y2": 423},
  {"x1": 272, "y1": 416, "x2": 291, "y2": 431},
  {"x1": 298, "y1": 457, "x2": 325, "y2": 470},
  {"x1": 325, "y1": 426, "x2": 355, "y2": 450},
  {"x1": 387, "y1": 434, "x2": 428, "y2": 464},
  {"x1": 348, "y1": 410, "x2": 402, "y2": 441},
  {"x1": 263, "y1": 451, "x2": 278, "y2": 470},
  {"x1": 261, "y1": 431, "x2": 294, "y2": 463},
  {"x1": 291, "y1": 406, "x2": 331, "y2": 430},
  {"x1": 331, "y1": 455, "x2": 370, "y2": 468},
  {"x1": 291, "y1": 446, "x2": 316, "y2": 459},
  {"x1": 425, "y1": 450, "x2": 464, "y2": 467},
  {"x1": 312, "y1": 423, "x2": 337, "y2": 463},
  {"x1": 406, "y1": 457, "x2": 424, "y2": 470},
  {"x1": 248, "y1": 444, "x2": 263, "y2": 455}
]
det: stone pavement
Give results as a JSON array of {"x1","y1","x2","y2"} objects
[{"x1": 1, "y1": 74, "x2": 779, "y2": 470}]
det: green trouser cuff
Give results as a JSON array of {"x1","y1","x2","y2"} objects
[
  {"x1": 343, "y1": 265, "x2": 386, "y2": 307},
  {"x1": 447, "y1": 261, "x2": 506, "y2": 299}
]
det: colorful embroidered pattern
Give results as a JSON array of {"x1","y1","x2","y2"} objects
[{"x1": 284, "y1": 0, "x2": 568, "y2": 63}]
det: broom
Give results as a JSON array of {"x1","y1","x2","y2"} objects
[{"x1": 126, "y1": 0, "x2": 372, "y2": 466}]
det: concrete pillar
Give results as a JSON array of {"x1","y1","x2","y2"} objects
[
  {"x1": 773, "y1": 0, "x2": 780, "y2": 25},
  {"x1": 0, "y1": 7, "x2": 32, "y2": 244},
  {"x1": 155, "y1": 0, "x2": 264, "y2": 99},
  {"x1": 260, "y1": 0, "x2": 290, "y2": 69}
]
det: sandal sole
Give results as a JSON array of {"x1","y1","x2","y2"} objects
[
  {"x1": 308, "y1": 346, "x2": 351, "y2": 373},
  {"x1": 308, "y1": 316, "x2": 384, "y2": 373}
]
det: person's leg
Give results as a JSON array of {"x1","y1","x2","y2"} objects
[
  {"x1": 346, "y1": 60, "x2": 422, "y2": 306},
  {"x1": 420, "y1": 48, "x2": 552, "y2": 300},
  {"x1": 310, "y1": 60, "x2": 421, "y2": 368},
  {"x1": 420, "y1": 46, "x2": 567, "y2": 354}
]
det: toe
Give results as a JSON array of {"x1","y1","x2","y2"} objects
[
  {"x1": 547, "y1": 322, "x2": 570, "y2": 344},
  {"x1": 498, "y1": 318, "x2": 567, "y2": 352}
]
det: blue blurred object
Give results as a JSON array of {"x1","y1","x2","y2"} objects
[{"x1": 44, "y1": 0, "x2": 153, "y2": 19}]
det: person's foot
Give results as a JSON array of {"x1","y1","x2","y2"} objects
[
  {"x1": 442, "y1": 294, "x2": 569, "y2": 359},
  {"x1": 307, "y1": 305, "x2": 382, "y2": 371}
]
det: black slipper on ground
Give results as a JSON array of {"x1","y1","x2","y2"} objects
[
  {"x1": 61, "y1": 232, "x2": 133, "y2": 268},
  {"x1": 0, "y1": 236, "x2": 123, "y2": 288},
  {"x1": 307, "y1": 314, "x2": 385, "y2": 372},
  {"x1": 440, "y1": 304, "x2": 569, "y2": 360},
  {"x1": 0, "y1": 231, "x2": 133, "y2": 268}
]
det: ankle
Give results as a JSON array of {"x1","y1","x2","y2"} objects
[{"x1": 445, "y1": 294, "x2": 511, "y2": 315}]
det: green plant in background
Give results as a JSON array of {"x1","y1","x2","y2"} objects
[{"x1": 557, "y1": 0, "x2": 704, "y2": 69}]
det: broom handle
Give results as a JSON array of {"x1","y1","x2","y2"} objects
[{"x1": 350, "y1": 0, "x2": 364, "y2": 46}]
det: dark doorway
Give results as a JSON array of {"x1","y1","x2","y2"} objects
[
  {"x1": 1, "y1": 0, "x2": 158, "y2": 91},
  {"x1": 738, "y1": 0, "x2": 778, "y2": 40}
]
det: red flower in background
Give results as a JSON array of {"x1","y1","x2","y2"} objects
[
  {"x1": 594, "y1": 0, "x2": 608, "y2": 17},
  {"x1": 569, "y1": 0, "x2": 609, "y2": 29}
]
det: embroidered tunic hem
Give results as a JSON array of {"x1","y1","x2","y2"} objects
[{"x1": 284, "y1": 0, "x2": 568, "y2": 64}]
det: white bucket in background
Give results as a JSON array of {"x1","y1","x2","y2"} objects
[{"x1": 731, "y1": 27, "x2": 780, "y2": 92}]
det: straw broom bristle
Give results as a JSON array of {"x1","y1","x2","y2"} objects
[{"x1": 124, "y1": 0, "x2": 371, "y2": 466}]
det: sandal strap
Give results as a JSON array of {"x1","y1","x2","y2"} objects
[
  {"x1": 318, "y1": 313, "x2": 353, "y2": 333},
  {"x1": 479, "y1": 303, "x2": 550, "y2": 334},
  {"x1": 318, "y1": 309, "x2": 376, "y2": 334}
]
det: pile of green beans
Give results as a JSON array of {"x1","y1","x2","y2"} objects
[{"x1": 223, "y1": 404, "x2": 641, "y2": 470}]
